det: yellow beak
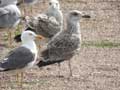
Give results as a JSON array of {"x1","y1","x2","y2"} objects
[{"x1": 35, "y1": 35, "x2": 45, "y2": 40}]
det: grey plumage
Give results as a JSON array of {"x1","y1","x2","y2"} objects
[
  {"x1": 36, "y1": 10, "x2": 91, "y2": 77},
  {"x1": 0, "y1": 0, "x2": 21, "y2": 46},
  {"x1": 14, "y1": 0, "x2": 63, "y2": 42},
  {"x1": 45, "y1": 0, "x2": 63, "y2": 26},
  {"x1": 0, "y1": 47, "x2": 35, "y2": 71},
  {"x1": 0, "y1": 0, "x2": 21, "y2": 28},
  {"x1": 0, "y1": 30, "x2": 43, "y2": 72},
  {"x1": 0, "y1": 30, "x2": 43, "y2": 87},
  {"x1": 26, "y1": 0, "x2": 63, "y2": 38},
  {"x1": 37, "y1": 10, "x2": 83, "y2": 67},
  {"x1": 0, "y1": 0, "x2": 17, "y2": 7}
]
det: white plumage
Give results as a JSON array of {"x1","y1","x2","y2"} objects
[{"x1": 0, "y1": 30, "x2": 44, "y2": 87}]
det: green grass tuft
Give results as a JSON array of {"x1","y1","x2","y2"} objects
[{"x1": 82, "y1": 41, "x2": 120, "y2": 48}]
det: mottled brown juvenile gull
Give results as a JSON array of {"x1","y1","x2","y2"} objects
[
  {"x1": 37, "y1": 10, "x2": 90, "y2": 77},
  {"x1": 0, "y1": 30, "x2": 44, "y2": 87},
  {"x1": 14, "y1": 0, "x2": 63, "y2": 42},
  {"x1": 35, "y1": 0, "x2": 63, "y2": 38}
]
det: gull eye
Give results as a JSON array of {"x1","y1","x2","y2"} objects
[
  {"x1": 56, "y1": 3, "x2": 58, "y2": 6},
  {"x1": 29, "y1": 33, "x2": 33, "y2": 36},
  {"x1": 72, "y1": 12, "x2": 78, "y2": 16},
  {"x1": 49, "y1": 2, "x2": 52, "y2": 5}
]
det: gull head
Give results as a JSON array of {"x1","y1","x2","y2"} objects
[
  {"x1": 21, "y1": 31, "x2": 44, "y2": 43},
  {"x1": 68, "y1": 10, "x2": 91, "y2": 22},
  {"x1": 49, "y1": 0, "x2": 60, "y2": 10}
]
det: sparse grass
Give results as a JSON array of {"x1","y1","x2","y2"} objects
[
  {"x1": 14, "y1": 24, "x2": 23, "y2": 36},
  {"x1": 3, "y1": 33, "x2": 9, "y2": 41},
  {"x1": 82, "y1": 40, "x2": 120, "y2": 48}
]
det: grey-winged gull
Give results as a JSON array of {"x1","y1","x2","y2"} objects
[
  {"x1": 0, "y1": 0, "x2": 21, "y2": 28},
  {"x1": 37, "y1": 10, "x2": 90, "y2": 77},
  {"x1": 0, "y1": 30, "x2": 44, "y2": 87},
  {"x1": 0, "y1": 0, "x2": 21, "y2": 46},
  {"x1": 14, "y1": 0, "x2": 63, "y2": 42}
]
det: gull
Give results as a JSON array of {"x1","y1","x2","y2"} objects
[
  {"x1": 35, "y1": 0, "x2": 63, "y2": 38},
  {"x1": 37, "y1": 10, "x2": 90, "y2": 77},
  {"x1": 0, "y1": 30, "x2": 44, "y2": 87},
  {"x1": 0, "y1": 0, "x2": 21, "y2": 46},
  {"x1": 14, "y1": 0, "x2": 63, "y2": 42}
]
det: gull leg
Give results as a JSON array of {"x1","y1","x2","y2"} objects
[
  {"x1": 30, "y1": 6, "x2": 33, "y2": 14},
  {"x1": 7, "y1": 29, "x2": 12, "y2": 47},
  {"x1": 58, "y1": 63, "x2": 61, "y2": 77},
  {"x1": 22, "y1": 0, "x2": 27, "y2": 16},
  {"x1": 16, "y1": 72, "x2": 23, "y2": 88},
  {"x1": 16, "y1": 73, "x2": 20, "y2": 86},
  {"x1": 57, "y1": 63, "x2": 64, "y2": 78},
  {"x1": 37, "y1": 44, "x2": 41, "y2": 55},
  {"x1": 68, "y1": 60, "x2": 72, "y2": 77},
  {"x1": 20, "y1": 72, "x2": 24, "y2": 88},
  {"x1": 23, "y1": 6, "x2": 26, "y2": 16}
]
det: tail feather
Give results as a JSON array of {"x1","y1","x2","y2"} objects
[
  {"x1": 0, "y1": 63, "x2": 7, "y2": 72},
  {"x1": 0, "y1": 69, "x2": 10, "y2": 72},
  {"x1": 37, "y1": 49, "x2": 72, "y2": 68},
  {"x1": 14, "y1": 34, "x2": 21, "y2": 42},
  {"x1": 37, "y1": 59, "x2": 65, "y2": 67},
  {"x1": 17, "y1": 1, "x2": 23, "y2": 6}
]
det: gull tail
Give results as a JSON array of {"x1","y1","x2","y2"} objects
[
  {"x1": 14, "y1": 34, "x2": 21, "y2": 42},
  {"x1": 36, "y1": 49, "x2": 68, "y2": 67},
  {"x1": 37, "y1": 59, "x2": 65, "y2": 68},
  {"x1": 17, "y1": 1, "x2": 23, "y2": 6},
  {"x1": 0, "y1": 63, "x2": 8, "y2": 72}
]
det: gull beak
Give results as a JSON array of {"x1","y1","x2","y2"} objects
[
  {"x1": 82, "y1": 15, "x2": 91, "y2": 18},
  {"x1": 71, "y1": 10, "x2": 91, "y2": 18},
  {"x1": 52, "y1": 4, "x2": 56, "y2": 9},
  {"x1": 35, "y1": 35, "x2": 45, "y2": 40},
  {"x1": 81, "y1": 12, "x2": 91, "y2": 18},
  {"x1": 78, "y1": 11, "x2": 90, "y2": 18}
]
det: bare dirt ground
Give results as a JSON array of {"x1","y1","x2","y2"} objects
[{"x1": 0, "y1": 0, "x2": 120, "y2": 90}]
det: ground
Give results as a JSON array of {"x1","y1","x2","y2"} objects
[{"x1": 0, "y1": 0, "x2": 120, "y2": 90}]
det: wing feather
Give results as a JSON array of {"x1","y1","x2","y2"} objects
[
  {"x1": 0, "y1": 47, "x2": 35, "y2": 71},
  {"x1": 41, "y1": 32, "x2": 80, "y2": 61},
  {"x1": 0, "y1": 8, "x2": 9, "y2": 17}
]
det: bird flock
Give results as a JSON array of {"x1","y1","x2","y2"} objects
[{"x1": 0, "y1": 0, "x2": 90, "y2": 87}]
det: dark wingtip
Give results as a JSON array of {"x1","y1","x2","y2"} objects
[
  {"x1": 14, "y1": 34, "x2": 22, "y2": 43},
  {"x1": 16, "y1": 1, "x2": 23, "y2": 6},
  {"x1": 0, "y1": 63, "x2": 9, "y2": 72},
  {"x1": 0, "y1": 69, "x2": 10, "y2": 72},
  {"x1": 37, "y1": 60, "x2": 64, "y2": 68}
]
